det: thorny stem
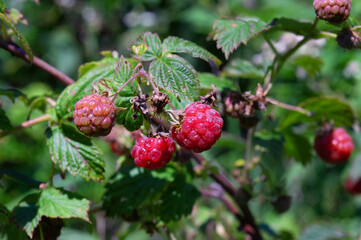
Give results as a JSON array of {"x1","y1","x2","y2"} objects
[
  {"x1": 0, "y1": 41, "x2": 75, "y2": 85},
  {"x1": 0, "y1": 113, "x2": 51, "y2": 137},
  {"x1": 266, "y1": 97, "x2": 312, "y2": 116}
]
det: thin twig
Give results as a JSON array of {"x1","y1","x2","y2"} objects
[
  {"x1": 0, "y1": 41, "x2": 74, "y2": 85},
  {"x1": 17, "y1": 113, "x2": 51, "y2": 129},
  {"x1": 0, "y1": 113, "x2": 51, "y2": 137},
  {"x1": 266, "y1": 97, "x2": 312, "y2": 116}
]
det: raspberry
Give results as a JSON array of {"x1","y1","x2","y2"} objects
[
  {"x1": 131, "y1": 135, "x2": 176, "y2": 169},
  {"x1": 314, "y1": 127, "x2": 354, "y2": 164},
  {"x1": 73, "y1": 94, "x2": 116, "y2": 137},
  {"x1": 344, "y1": 177, "x2": 361, "y2": 195},
  {"x1": 171, "y1": 102, "x2": 223, "y2": 153},
  {"x1": 313, "y1": 0, "x2": 351, "y2": 24},
  {"x1": 224, "y1": 91, "x2": 245, "y2": 118}
]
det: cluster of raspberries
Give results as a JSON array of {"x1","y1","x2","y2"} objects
[{"x1": 74, "y1": 95, "x2": 223, "y2": 169}]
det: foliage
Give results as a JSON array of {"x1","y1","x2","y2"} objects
[{"x1": 1, "y1": 0, "x2": 361, "y2": 239}]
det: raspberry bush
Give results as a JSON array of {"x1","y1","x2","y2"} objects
[{"x1": 1, "y1": 0, "x2": 361, "y2": 239}]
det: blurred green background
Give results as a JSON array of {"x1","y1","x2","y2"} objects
[{"x1": 1, "y1": 0, "x2": 361, "y2": 239}]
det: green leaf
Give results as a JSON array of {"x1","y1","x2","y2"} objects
[
  {"x1": 281, "y1": 97, "x2": 356, "y2": 129},
  {"x1": 103, "y1": 167, "x2": 170, "y2": 218},
  {"x1": 158, "y1": 174, "x2": 200, "y2": 222},
  {"x1": 269, "y1": 18, "x2": 316, "y2": 36},
  {"x1": 223, "y1": 59, "x2": 265, "y2": 79},
  {"x1": 0, "y1": 108, "x2": 13, "y2": 130},
  {"x1": 116, "y1": 109, "x2": 143, "y2": 132},
  {"x1": 283, "y1": 129, "x2": 312, "y2": 165},
  {"x1": 55, "y1": 59, "x2": 118, "y2": 120},
  {"x1": 298, "y1": 223, "x2": 346, "y2": 240},
  {"x1": 131, "y1": 32, "x2": 162, "y2": 61},
  {"x1": 150, "y1": 54, "x2": 200, "y2": 101},
  {"x1": 212, "y1": 18, "x2": 269, "y2": 59},
  {"x1": 103, "y1": 166, "x2": 200, "y2": 223},
  {"x1": 0, "y1": 88, "x2": 25, "y2": 102},
  {"x1": 45, "y1": 124, "x2": 105, "y2": 182},
  {"x1": 292, "y1": 55, "x2": 324, "y2": 78},
  {"x1": 198, "y1": 72, "x2": 237, "y2": 91},
  {"x1": 0, "y1": 12, "x2": 33, "y2": 63},
  {"x1": 13, "y1": 188, "x2": 90, "y2": 238},
  {"x1": 162, "y1": 36, "x2": 222, "y2": 66},
  {"x1": 78, "y1": 52, "x2": 118, "y2": 78}
]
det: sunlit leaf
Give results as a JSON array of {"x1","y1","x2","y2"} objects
[
  {"x1": 13, "y1": 188, "x2": 89, "y2": 238},
  {"x1": 45, "y1": 124, "x2": 105, "y2": 181},
  {"x1": 212, "y1": 18, "x2": 269, "y2": 59},
  {"x1": 162, "y1": 36, "x2": 222, "y2": 66},
  {"x1": 150, "y1": 54, "x2": 199, "y2": 101},
  {"x1": 131, "y1": 32, "x2": 162, "y2": 61}
]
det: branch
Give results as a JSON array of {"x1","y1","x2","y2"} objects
[
  {"x1": 192, "y1": 153, "x2": 263, "y2": 240},
  {"x1": 266, "y1": 97, "x2": 312, "y2": 116},
  {"x1": 200, "y1": 188, "x2": 244, "y2": 223},
  {"x1": 0, "y1": 41, "x2": 75, "y2": 85},
  {"x1": 0, "y1": 113, "x2": 51, "y2": 137}
]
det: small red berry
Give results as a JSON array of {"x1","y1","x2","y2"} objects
[
  {"x1": 131, "y1": 135, "x2": 176, "y2": 170},
  {"x1": 171, "y1": 102, "x2": 223, "y2": 153},
  {"x1": 314, "y1": 127, "x2": 354, "y2": 164},
  {"x1": 313, "y1": 0, "x2": 351, "y2": 24},
  {"x1": 344, "y1": 177, "x2": 361, "y2": 195},
  {"x1": 73, "y1": 94, "x2": 116, "y2": 137}
]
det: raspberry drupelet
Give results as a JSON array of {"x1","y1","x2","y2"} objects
[
  {"x1": 171, "y1": 102, "x2": 223, "y2": 153},
  {"x1": 73, "y1": 94, "x2": 116, "y2": 137},
  {"x1": 313, "y1": 0, "x2": 351, "y2": 24},
  {"x1": 131, "y1": 135, "x2": 176, "y2": 170}
]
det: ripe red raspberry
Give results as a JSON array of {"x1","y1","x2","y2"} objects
[
  {"x1": 313, "y1": 0, "x2": 351, "y2": 24},
  {"x1": 171, "y1": 102, "x2": 223, "y2": 153},
  {"x1": 314, "y1": 127, "x2": 354, "y2": 164},
  {"x1": 131, "y1": 135, "x2": 176, "y2": 169},
  {"x1": 344, "y1": 177, "x2": 361, "y2": 195},
  {"x1": 73, "y1": 94, "x2": 116, "y2": 137},
  {"x1": 224, "y1": 91, "x2": 245, "y2": 118}
]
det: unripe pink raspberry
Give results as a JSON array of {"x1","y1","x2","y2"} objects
[
  {"x1": 131, "y1": 135, "x2": 176, "y2": 169},
  {"x1": 313, "y1": 0, "x2": 351, "y2": 24},
  {"x1": 171, "y1": 102, "x2": 223, "y2": 153},
  {"x1": 73, "y1": 94, "x2": 116, "y2": 137}
]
